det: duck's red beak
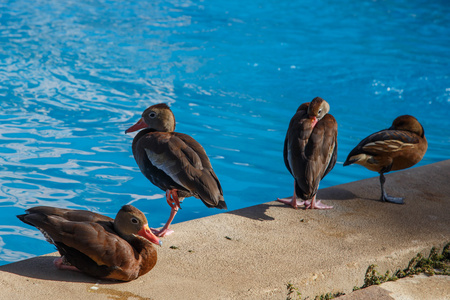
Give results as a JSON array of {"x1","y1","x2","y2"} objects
[
  {"x1": 138, "y1": 224, "x2": 162, "y2": 246},
  {"x1": 310, "y1": 116, "x2": 318, "y2": 129},
  {"x1": 125, "y1": 118, "x2": 147, "y2": 133}
]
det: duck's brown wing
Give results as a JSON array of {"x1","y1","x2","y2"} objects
[
  {"x1": 175, "y1": 133, "x2": 226, "y2": 208},
  {"x1": 135, "y1": 131, "x2": 226, "y2": 209},
  {"x1": 362, "y1": 131, "x2": 418, "y2": 154},
  {"x1": 20, "y1": 206, "x2": 113, "y2": 223},
  {"x1": 314, "y1": 114, "x2": 338, "y2": 179}
]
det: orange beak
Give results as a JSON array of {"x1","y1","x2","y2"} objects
[
  {"x1": 125, "y1": 118, "x2": 147, "y2": 133},
  {"x1": 138, "y1": 224, "x2": 162, "y2": 246},
  {"x1": 310, "y1": 116, "x2": 318, "y2": 129}
]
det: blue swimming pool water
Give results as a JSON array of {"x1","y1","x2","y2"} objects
[{"x1": 0, "y1": 0, "x2": 449, "y2": 265}]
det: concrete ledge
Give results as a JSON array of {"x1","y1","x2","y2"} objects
[{"x1": 1, "y1": 160, "x2": 449, "y2": 299}]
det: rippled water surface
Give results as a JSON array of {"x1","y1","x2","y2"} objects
[{"x1": 1, "y1": 0, "x2": 449, "y2": 265}]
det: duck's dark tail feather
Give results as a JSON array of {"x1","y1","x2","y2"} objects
[{"x1": 215, "y1": 199, "x2": 227, "y2": 210}]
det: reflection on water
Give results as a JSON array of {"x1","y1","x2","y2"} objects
[{"x1": 1, "y1": 0, "x2": 449, "y2": 265}]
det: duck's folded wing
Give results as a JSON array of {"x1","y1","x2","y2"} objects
[
  {"x1": 53, "y1": 220, "x2": 135, "y2": 268},
  {"x1": 23, "y1": 206, "x2": 113, "y2": 223},
  {"x1": 142, "y1": 133, "x2": 204, "y2": 187},
  {"x1": 361, "y1": 131, "x2": 418, "y2": 154}
]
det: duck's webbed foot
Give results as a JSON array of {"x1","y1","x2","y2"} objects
[
  {"x1": 379, "y1": 173, "x2": 404, "y2": 204},
  {"x1": 53, "y1": 257, "x2": 80, "y2": 272},
  {"x1": 277, "y1": 195, "x2": 305, "y2": 209},
  {"x1": 381, "y1": 193, "x2": 404, "y2": 204},
  {"x1": 304, "y1": 195, "x2": 333, "y2": 210}
]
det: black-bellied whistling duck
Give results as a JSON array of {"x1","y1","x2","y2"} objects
[
  {"x1": 278, "y1": 97, "x2": 337, "y2": 209},
  {"x1": 17, "y1": 205, "x2": 161, "y2": 281},
  {"x1": 125, "y1": 103, "x2": 226, "y2": 237},
  {"x1": 343, "y1": 115, "x2": 427, "y2": 204}
]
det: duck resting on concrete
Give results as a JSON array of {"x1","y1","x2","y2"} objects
[
  {"x1": 278, "y1": 97, "x2": 338, "y2": 209},
  {"x1": 125, "y1": 103, "x2": 227, "y2": 237},
  {"x1": 17, "y1": 205, "x2": 161, "y2": 281},
  {"x1": 343, "y1": 115, "x2": 427, "y2": 204}
]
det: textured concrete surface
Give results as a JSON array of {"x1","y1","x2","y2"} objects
[{"x1": 0, "y1": 160, "x2": 449, "y2": 300}]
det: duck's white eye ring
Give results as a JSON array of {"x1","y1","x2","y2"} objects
[
  {"x1": 148, "y1": 112, "x2": 157, "y2": 118},
  {"x1": 131, "y1": 218, "x2": 139, "y2": 224}
]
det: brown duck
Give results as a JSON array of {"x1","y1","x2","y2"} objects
[
  {"x1": 343, "y1": 115, "x2": 427, "y2": 204},
  {"x1": 278, "y1": 97, "x2": 337, "y2": 209},
  {"x1": 17, "y1": 205, "x2": 161, "y2": 281},
  {"x1": 125, "y1": 103, "x2": 226, "y2": 237}
]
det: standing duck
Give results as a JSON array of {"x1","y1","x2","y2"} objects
[
  {"x1": 17, "y1": 205, "x2": 161, "y2": 281},
  {"x1": 278, "y1": 97, "x2": 337, "y2": 209},
  {"x1": 343, "y1": 115, "x2": 427, "y2": 204},
  {"x1": 125, "y1": 103, "x2": 226, "y2": 237}
]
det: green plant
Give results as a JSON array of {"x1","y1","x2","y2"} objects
[
  {"x1": 288, "y1": 243, "x2": 450, "y2": 298},
  {"x1": 314, "y1": 292, "x2": 345, "y2": 300},
  {"x1": 285, "y1": 282, "x2": 345, "y2": 300},
  {"x1": 286, "y1": 282, "x2": 302, "y2": 300},
  {"x1": 357, "y1": 242, "x2": 450, "y2": 291}
]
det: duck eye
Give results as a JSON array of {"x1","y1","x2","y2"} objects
[
  {"x1": 131, "y1": 218, "x2": 139, "y2": 224},
  {"x1": 148, "y1": 112, "x2": 157, "y2": 118},
  {"x1": 318, "y1": 109, "x2": 322, "y2": 114}
]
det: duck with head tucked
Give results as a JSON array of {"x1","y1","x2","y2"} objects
[
  {"x1": 343, "y1": 115, "x2": 427, "y2": 204},
  {"x1": 125, "y1": 103, "x2": 227, "y2": 237},
  {"x1": 17, "y1": 205, "x2": 161, "y2": 281},
  {"x1": 278, "y1": 97, "x2": 338, "y2": 209}
]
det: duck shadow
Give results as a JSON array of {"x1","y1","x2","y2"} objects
[
  {"x1": 318, "y1": 187, "x2": 383, "y2": 203},
  {"x1": 317, "y1": 187, "x2": 357, "y2": 201},
  {"x1": 227, "y1": 188, "x2": 361, "y2": 220},
  {"x1": 227, "y1": 203, "x2": 277, "y2": 221},
  {"x1": 1, "y1": 255, "x2": 119, "y2": 284}
]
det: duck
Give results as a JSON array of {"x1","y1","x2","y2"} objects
[
  {"x1": 343, "y1": 115, "x2": 427, "y2": 204},
  {"x1": 277, "y1": 97, "x2": 337, "y2": 209},
  {"x1": 125, "y1": 103, "x2": 227, "y2": 237},
  {"x1": 17, "y1": 205, "x2": 161, "y2": 281}
]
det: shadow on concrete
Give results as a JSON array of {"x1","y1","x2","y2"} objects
[
  {"x1": 0, "y1": 255, "x2": 117, "y2": 284},
  {"x1": 318, "y1": 186, "x2": 388, "y2": 203},
  {"x1": 317, "y1": 187, "x2": 358, "y2": 201},
  {"x1": 227, "y1": 203, "x2": 278, "y2": 221},
  {"x1": 227, "y1": 187, "x2": 362, "y2": 219}
]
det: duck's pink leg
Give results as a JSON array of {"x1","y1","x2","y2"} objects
[
  {"x1": 53, "y1": 257, "x2": 80, "y2": 272},
  {"x1": 305, "y1": 195, "x2": 333, "y2": 210},
  {"x1": 277, "y1": 184, "x2": 306, "y2": 209},
  {"x1": 151, "y1": 189, "x2": 180, "y2": 237}
]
